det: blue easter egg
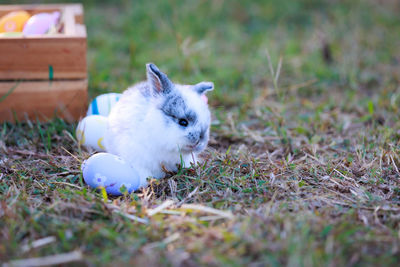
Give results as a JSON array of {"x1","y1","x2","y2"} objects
[
  {"x1": 82, "y1": 153, "x2": 140, "y2": 195},
  {"x1": 87, "y1": 93, "x2": 122, "y2": 116}
]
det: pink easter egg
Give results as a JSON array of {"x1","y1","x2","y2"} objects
[{"x1": 23, "y1": 11, "x2": 60, "y2": 36}]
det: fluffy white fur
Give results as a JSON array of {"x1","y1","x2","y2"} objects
[{"x1": 104, "y1": 63, "x2": 213, "y2": 187}]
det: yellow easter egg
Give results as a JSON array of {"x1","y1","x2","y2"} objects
[{"x1": 0, "y1": 11, "x2": 30, "y2": 33}]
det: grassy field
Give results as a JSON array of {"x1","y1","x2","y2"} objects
[{"x1": 1, "y1": 0, "x2": 400, "y2": 266}]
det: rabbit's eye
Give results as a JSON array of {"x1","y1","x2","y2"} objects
[{"x1": 178, "y1": 119, "x2": 189, "y2": 127}]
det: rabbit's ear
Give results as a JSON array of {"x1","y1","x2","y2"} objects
[
  {"x1": 194, "y1": 82, "x2": 214, "y2": 95},
  {"x1": 146, "y1": 63, "x2": 173, "y2": 95}
]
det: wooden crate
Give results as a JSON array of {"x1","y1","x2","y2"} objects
[{"x1": 0, "y1": 4, "x2": 87, "y2": 123}]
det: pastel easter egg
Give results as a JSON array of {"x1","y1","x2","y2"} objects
[
  {"x1": 0, "y1": 11, "x2": 31, "y2": 33},
  {"x1": 76, "y1": 115, "x2": 108, "y2": 151},
  {"x1": 87, "y1": 93, "x2": 122, "y2": 116},
  {"x1": 23, "y1": 11, "x2": 60, "y2": 36},
  {"x1": 82, "y1": 153, "x2": 140, "y2": 195}
]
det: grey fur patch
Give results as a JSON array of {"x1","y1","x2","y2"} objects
[
  {"x1": 187, "y1": 126, "x2": 209, "y2": 145},
  {"x1": 199, "y1": 127, "x2": 208, "y2": 140},
  {"x1": 187, "y1": 131, "x2": 200, "y2": 143},
  {"x1": 185, "y1": 110, "x2": 197, "y2": 124},
  {"x1": 160, "y1": 93, "x2": 187, "y2": 118},
  {"x1": 159, "y1": 92, "x2": 200, "y2": 128},
  {"x1": 137, "y1": 82, "x2": 151, "y2": 98}
]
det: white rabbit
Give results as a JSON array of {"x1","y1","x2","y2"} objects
[{"x1": 104, "y1": 63, "x2": 214, "y2": 188}]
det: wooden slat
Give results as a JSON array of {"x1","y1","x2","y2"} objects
[
  {"x1": 69, "y1": 4, "x2": 84, "y2": 24},
  {"x1": 0, "y1": 37, "x2": 86, "y2": 79},
  {"x1": 63, "y1": 6, "x2": 76, "y2": 36},
  {"x1": 0, "y1": 4, "x2": 83, "y2": 17},
  {"x1": 0, "y1": 8, "x2": 60, "y2": 17},
  {"x1": 0, "y1": 79, "x2": 88, "y2": 122},
  {"x1": 75, "y1": 25, "x2": 86, "y2": 37}
]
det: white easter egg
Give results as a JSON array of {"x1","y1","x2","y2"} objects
[
  {"x1": 76, "y1": 115, "x2": 108, "y2": 151},
  {"x1": 87, "y1": 93, "x2": 122, "y2": 116},
  {"x1": 82, "y1": 153, "x2": 140, "y2": 195}
]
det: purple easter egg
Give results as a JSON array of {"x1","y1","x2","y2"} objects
[
  {"x1": 81, "y1": 153, "x2": 140, "y2": 195},
  {"x1": 23, "y1": 11, "x2": 60, "y2": 36}
]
